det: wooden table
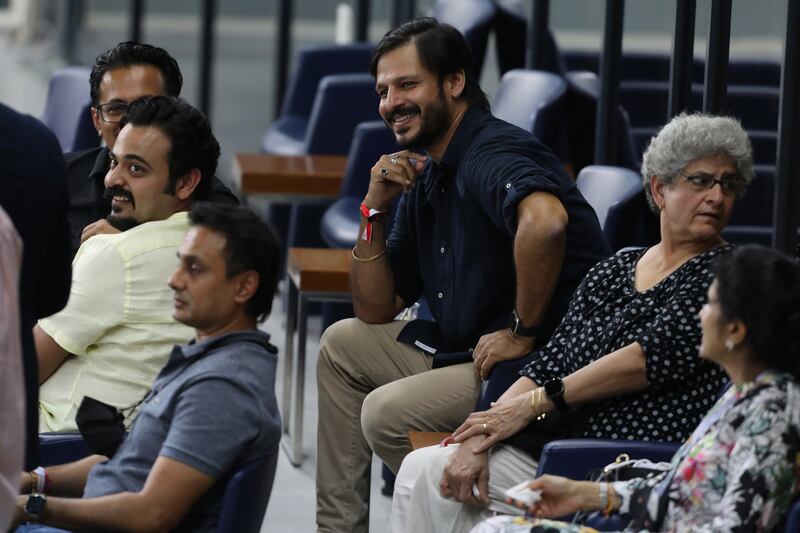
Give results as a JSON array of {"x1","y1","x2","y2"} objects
[
  {"x1": 283, "y1": 247, "x2": 352, "y2": 466},
  {"x1": 232, "y1": 153, "x2": 348, "y2": 201}
]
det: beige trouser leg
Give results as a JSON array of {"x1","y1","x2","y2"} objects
[
  {"x1": 362, "y1": 358, "x2": 480, "y2": 473},
  {"x1": 316, "y1": 318, "x2": 434, "y2": 533}
]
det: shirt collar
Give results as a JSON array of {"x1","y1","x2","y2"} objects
[
  {"x1": 421, "y1": 106, "x2": 486, "y2": 198},
  {"x1": 90, "y1": 147, "x2": 111, "y2": 183},
  {"x1": 175, "y1": 330, "x2": 277, "y2": 360}
]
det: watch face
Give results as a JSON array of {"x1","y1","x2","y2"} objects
[
  {"x1": 544, "y1": 378, "x2": 564, "y2": 397},
  {"x1": 25, "y1": 494, "x2": 46, "y2": 516}
]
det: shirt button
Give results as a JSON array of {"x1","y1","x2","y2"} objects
[
  {"x1": 437, "y1": 292, "x2": 443, "y2": 299},
  {"x1": 440, "y1": 246, "x2": 445, "y2": 253},
  {"x1": 441, "y1": 187, "x2": 445, "y2": 194},
  {"x1": 505, "y1": 182, "x2": 511, "y2": 189}
]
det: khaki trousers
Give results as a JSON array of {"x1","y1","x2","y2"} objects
[{"x1": 316, "y1": 318, "x2": 481, "y2": 533}]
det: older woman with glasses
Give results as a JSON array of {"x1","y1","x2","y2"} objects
[
  {"x1": 388, "y1": 113, "x2": 755, "y2": 533},
  {"x1": 475, "y1": 245, "x2": 800, "y2": 532}
]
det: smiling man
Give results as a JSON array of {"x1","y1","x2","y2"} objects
[
  {"x1": 65, "y1": 42, "x2": 237, "y2": 258},
  {"x1": 316, "y1": 18, "x2": 612, "y2": 532},
  {"x1": 34, "y1": 95, "x2": 220, "y2": 433}
]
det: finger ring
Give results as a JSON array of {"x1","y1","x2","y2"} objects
[
  {"x1": 482, "y1": 423, "x2": 487, "y2": 432},
  {"x1": 379, "y1": 167, "x2": 389, "y2": 177},
  {"x1": 390, "y1": 154, "x2": 398, "y2": 165}
]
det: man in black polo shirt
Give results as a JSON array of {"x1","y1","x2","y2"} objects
[
  {"x1": 315, "y1": 18, "x2": 611, "y2": 533},
  {"x1": 65, "y1": 41, "x2": 237, "y2": 258}
]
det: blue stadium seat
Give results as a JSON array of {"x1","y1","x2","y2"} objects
[
  {"x1": 433, "y1": 0, "x2": 496, "y2": 79},
  {"x1": 261, "y1": 43, "x2": 374, "y2": 155},
  {"x1": 41, "y1": 66, "x2": 99, "y2": 153},
  {"x1": 38, "y1": 433, "x2": 278, "y2": 533},
  {"x1": 576, "y1": 164, "x2": 643, "y2": 232},
  {"x1": 491, "y1": 69, "x2": 567, "y2": 156}
]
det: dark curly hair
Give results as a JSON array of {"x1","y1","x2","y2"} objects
[
  {"x1": 189, "y1": 202, "x2": 280, "y2": 321},
  {"x1": 713, "y1": 245, "x2": 800, "y2": 378},
  {"x1": 90, "y1": 41, "x2": 183, "y2": 105},
  {"x1": 369, "y1": 17, "x2": 489, "y2": 111},
  {"x1": 121, "y1": 96, "x2": 219, "y2": 199}
]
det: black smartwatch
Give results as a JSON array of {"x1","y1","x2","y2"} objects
[
  {"x1": 24, "y1": 493, "x2": 47, "y2": 522},
  {"x1": 509, "y1": 309, "x2": 541, "y2": 338},
  {"x1": 544, "y1": 377, "x2": 570, "y2": 412}
]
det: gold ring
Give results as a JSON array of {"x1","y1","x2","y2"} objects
[
  {"x1": 379, "y1": 167, "x2": 389, "y2": 177},
  {"x1": 482, "y1": 423, "x2": 487, "y2": 432}
]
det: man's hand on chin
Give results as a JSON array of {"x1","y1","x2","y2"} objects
[{"x1": 80, "y1": 219, "x2": 121, "y2": 244}]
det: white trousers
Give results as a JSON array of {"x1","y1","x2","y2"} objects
[{"x1": 389, "y1": 443, "x2": 538, "y2": 533}]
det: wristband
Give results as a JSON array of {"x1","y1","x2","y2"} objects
[
  {"x1": 359, "y1": 202, "x2": 387, "y2": 244},
  {"x1": 598, "y1": 482, "x2": 608, "y2": 513},
  {"x1": 32, "y1": 466, "x2": 49, "y2": 493}
]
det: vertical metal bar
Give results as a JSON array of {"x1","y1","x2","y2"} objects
[
  {"x1": 61, "y1": 0, "x2": 83, "y2": 64},
  {"x1": 274, "y1": 0, "x2": 293, "y2": 116},
  {"x1": 702, "y1": 0, "x2": 731, "y2": 114},
  {"x1": 527, "y1": 0, "x2": 550, "y2": 70},
  {"x1": 772, "y1": 0, "x2": 800, "y2": 254},
  {"x1": 291, "y1": 294, "x2": 309, "y2": 466},
  {"x1": 282, "y1": 276, "x2": 297, "y2": 436},
  {"x1": 129, "y1": 0, "x2": 145, "y2": 43},
  {"x1": 594, "y1": 0, "x2": 624, "y2": 165},
  {"x1": 354, "y1": 0, "x2": 370, "y2": 42},
  {"x1": 392, "y1": 0, "x2": 415, "y2": 27},
  {"x1": 668, "y1": 0, "x2": 696, "y2": 118},
  {"x1": 198, "y1": 0, "x2": 217, "y2": 116}
]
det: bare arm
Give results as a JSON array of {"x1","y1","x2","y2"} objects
[
  {"x1": 351, "y1": 150, "x2": 427, "y2": 323},
  {"x1": 18, "y1": 456, "x2": 216, "y2": 533},
  {"x1": 34, "y1": 324, "x2": 71, "y2": 384},
  {"x1": 472, "y1": 192, "x2": 568, "y2": 379},
  {"x1": 19, "y1": 455, "x2": 106, "y2": 497}
]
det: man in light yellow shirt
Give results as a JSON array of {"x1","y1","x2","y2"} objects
[{"x1": 35, "y1": 95, "x2": 222, "y2": 432}]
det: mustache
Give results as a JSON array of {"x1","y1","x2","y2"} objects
[
  {"x1": 103, "y1": 185, "x2": 135, "y2": 207},
  {"x1": 386, "y1": 104, "x2": 420, "y2": 123}
]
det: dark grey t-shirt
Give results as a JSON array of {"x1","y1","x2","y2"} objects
[{"x1": 83, "y1": 330, "x2": 281, "y2": 532}]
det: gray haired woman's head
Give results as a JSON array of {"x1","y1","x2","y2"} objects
[{"x1": 641, "y1": 113, "x2": 754, "y2": 212}]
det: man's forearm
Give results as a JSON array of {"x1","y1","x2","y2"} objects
[
  {"x1": 350, "y1": 216, "x2": 401, "y2": 323},
  {"x1": 21, "y1": 455, "x2": 105, "y2": 497},
  {"x1": 512, "y1": 193, "x2": 567, "y2": 329}
]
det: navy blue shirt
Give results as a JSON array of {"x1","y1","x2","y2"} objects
[{"x1": 388, "y1": 107, "x2": 611, "y2": 366}]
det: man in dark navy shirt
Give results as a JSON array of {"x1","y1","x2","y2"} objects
[
  {"x1": 315, "y1": 18, "x2": 611, "y2": 532},
  {"x1": 65, "y1": 41, "x2": 238, "y2": 258}
]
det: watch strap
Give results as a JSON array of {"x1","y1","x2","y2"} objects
[
  {"x1": 544, "y1": 378, "x2": 570, "y2": 412},
  {"x1": 510, "y1": 309, "x2": 542, "y2": 338}
]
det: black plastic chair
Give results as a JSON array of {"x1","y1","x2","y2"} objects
[
  {"x1": 433, "y1": 0, "x2": 496, "y2": 79},
  {"x1": 261, "y1": 43, "x2": 374, "y2": 155},
  {"x1": 41, "y1": 67, "x2": 99, "y2": 153}
]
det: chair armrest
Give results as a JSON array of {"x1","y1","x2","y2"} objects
[{"x1": 39, "y1": 432, "x2": 91, "y2": 467}]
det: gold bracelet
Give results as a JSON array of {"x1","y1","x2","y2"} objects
[
  {"x1": 531, "y1": 387, "x2": 547, "y2": 421},
  {"x1": 29, "y1": 471, "x2": 36, "y2": 494},
  {"x1": 351, "y1": 244, "x2": 386, "y2": 263}
]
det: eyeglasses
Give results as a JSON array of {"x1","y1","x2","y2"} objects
[
  {"x1": 95, "y1": 102, "x2": 129, "y2": 124},
  {"x1": 678, "y1": 169, "x2": 746, "y2": 196}
]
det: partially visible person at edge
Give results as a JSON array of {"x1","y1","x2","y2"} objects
[
  {"x1": 389, "y1": 113, "x2": 753, "y2": 533},
  {"x1": 11, "y1": 202, "x2": 282, "y2": 533},
  {"x1": 316, "y1": 17, "x2": 611, "y2": 533},
  {"x1": 474, "y1": 244, "x2": 800, "y2": 533},
  {"x1": 0, "y1": 101, "x2": 72, "y2": 470},
  {"x1": 65, "y1": 41, "x2": 238, "y2": 258},
  {"x1": 35, "y1": 96, "x2": 218, "y2": 432}
]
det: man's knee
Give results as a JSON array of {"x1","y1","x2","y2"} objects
[
  {"x1": 317, "y1": 318, "x2": 364, "y2": 372},
  {"x1": 361, "y1": 384, "x2": 399, "y2": 447}
]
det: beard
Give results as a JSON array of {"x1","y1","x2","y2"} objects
[
  {"x1": 385, "y1": 88, "x2": 452, "y2": 149},
  {"x1": 106, "y1": 215, "x2": 140, "y2": 231}
]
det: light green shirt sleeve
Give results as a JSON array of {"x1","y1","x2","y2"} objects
[{"x1": 39, "y1": 236, "x2": 126, "y2": 356}]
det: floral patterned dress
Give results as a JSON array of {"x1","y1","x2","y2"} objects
[{"x1": 471, "y1": 371, "x2": 800, "y2": 533}]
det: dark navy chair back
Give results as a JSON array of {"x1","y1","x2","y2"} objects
[
  {"x1": 216, "y1": 451, "x2": 279, "y2": 533},
  {"x1": 433, "y1": 0, "x2": 496, "y2": 79},
  {"x1": 41, "y1": 67, "x2": 99, "y2": 153},
  {"x1": 261, "y1": 43, "x2": 374, "y2": 154},
  {"x1": 576, "y1": 165, "x2": 643, "y2": 233}
]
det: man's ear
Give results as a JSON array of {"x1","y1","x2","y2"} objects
[
  {"x1": 445, "y1": 70, "x2": 466, "y2": 100},
  {"x1": 91, "y1": 106, "x2": 102, "y2": 136},
  {"x1": 233, "y1": 271, "x2": 259, "y2": 307},
  {"x1": 175, "y1": 168, "x2": 202, "y2": 201}
]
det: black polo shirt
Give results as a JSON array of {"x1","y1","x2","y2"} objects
[
  {"x1": 388, "y1": 107, "x2": 611, "y2": 366},
  {"x1": 64, "y1": 147, "x2": 240, "y2": 258}
]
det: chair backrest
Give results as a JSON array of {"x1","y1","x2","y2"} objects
[
  {"x1": 433, "y1": 0, "x2": 496, "y2": 79},
  {"x1": 281, "y1": 43, "x2": 375, "y2": 120},
  {"x1": 305, "y1": 73, "x2": 382, "y2": 155},
  {"x1": 576, "y1": 165, "x2": 643, "y2": 231},
  {"x1": 491, "y1": 69, "x2": 567, "y2": 154},
  {"x1": 785, "y1": 499, "x2": 800, "y2": 533},
  {"x1": 216, "y1": 451, "x2": 279, "y2": 533},
  {"x1": 41, "y1": 67, "x2": 99, "y2": 153}
]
